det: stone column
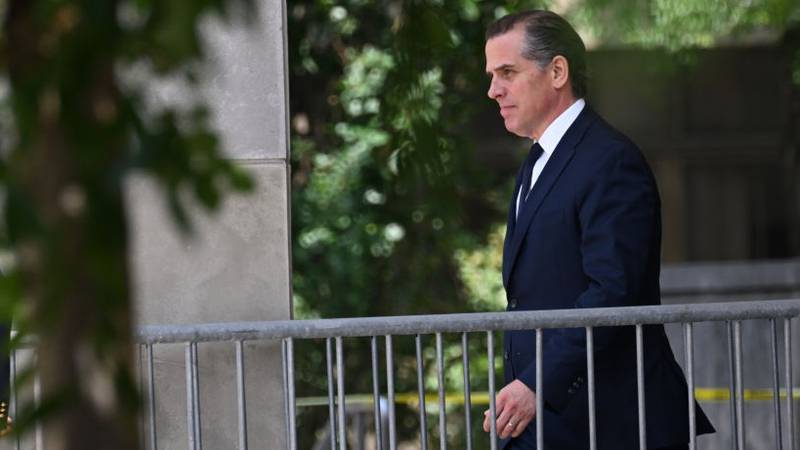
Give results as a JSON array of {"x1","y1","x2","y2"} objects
[{"x1": 128, "y1": 1, "x2": 291, "y2": 449}]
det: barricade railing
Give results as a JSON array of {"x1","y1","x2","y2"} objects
[
  {"x1": 7, "y1": 299, "x2": 800, "y2": 450},
  {"x1": 139, "y1": 299, "x2": 800, "y2": 450}
]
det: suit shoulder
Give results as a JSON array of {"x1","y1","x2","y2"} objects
[{"x1": 577, "y1": 114, "x2": 648, "y2": 168}]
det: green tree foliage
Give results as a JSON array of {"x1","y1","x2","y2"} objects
[
  {"x1": 577, "y1": 0, "x2": 800, "y2": 49},
  {"x1": 288, "y1": 1, "x2": 519, "y2": 445},
  {"x1": 0, "y1": 0, "x2": 253, "y2": 448},
  {"x1": 289, "y1": 0, "x2": 524, "y2": 316}
]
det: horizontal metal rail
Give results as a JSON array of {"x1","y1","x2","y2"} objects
[{"x1": 137, "y1": 299, "x2": 800, "y2": 343}]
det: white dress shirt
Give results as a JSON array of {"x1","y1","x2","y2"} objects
[{"x1": 516, "y1": 98, "x2": 586, "y2": 218}]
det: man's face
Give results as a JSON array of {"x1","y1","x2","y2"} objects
[{"x1": 485, "y1": 27, "x2": 556, "y2": 140}]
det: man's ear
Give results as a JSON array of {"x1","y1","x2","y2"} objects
[{"x1": 551, "y1": 55, "x2": 570, "y2": 90}]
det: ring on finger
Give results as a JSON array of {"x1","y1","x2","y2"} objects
[{"x1": 507, "y1": 421, "x2": 516, "y2": 428}]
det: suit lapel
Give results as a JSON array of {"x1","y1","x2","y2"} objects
[
  {"x1": 502, "y1": 107, "x2": 598, "y2": 287},
  {"x1": 502, "y1": 165, "x2": 525, "y2": 288}
]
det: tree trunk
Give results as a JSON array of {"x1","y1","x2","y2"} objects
[{"x1": 4, "y1": 1, "x2": 139, "y2": 449}]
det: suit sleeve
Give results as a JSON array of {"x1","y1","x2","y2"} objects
[{"x1": 516, "y1": 144, "x2": 659, "y2": 412}]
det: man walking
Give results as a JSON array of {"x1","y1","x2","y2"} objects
[{"x1": 482, "y1": 10, "x2": 714, "y2": 450}]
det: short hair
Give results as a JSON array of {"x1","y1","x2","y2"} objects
[{"x1": 486, "y1": 10, "x2": 587, "y2": 98}]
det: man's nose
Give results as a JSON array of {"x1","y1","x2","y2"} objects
[{"x1": 487, "y1": 79, "x2": 503, "y2": 99}]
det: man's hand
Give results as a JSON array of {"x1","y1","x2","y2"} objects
[{"x1": 482, "y1": 379, "x2": 536, "y2": 439}]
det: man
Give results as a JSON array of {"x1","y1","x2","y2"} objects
[{"x1": 481, "y1": 10, "x2": 714, "y2": 450}]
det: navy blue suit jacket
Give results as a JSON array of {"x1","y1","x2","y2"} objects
[{"x1": 501, "y1": 106, "x2": 714, "y2": 449}]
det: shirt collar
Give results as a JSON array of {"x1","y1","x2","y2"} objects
[{"x1": 536, "y1": 98, "x2": 586, "y2": 156}]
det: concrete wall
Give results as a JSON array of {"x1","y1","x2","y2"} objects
[{"x1": 128, "y1": 1, "x2": 291, "y2": 449}]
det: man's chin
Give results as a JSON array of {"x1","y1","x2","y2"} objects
[
  {"x1": 504, "y1": 123, "x2": 528, "y2": 138},
  {"x1": 503, "y1": 119, "x2": 519, "y2": 136}
]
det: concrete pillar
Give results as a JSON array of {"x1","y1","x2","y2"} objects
[{"x1": 128, "y1": 1, "x2": 291, "y2": 449}]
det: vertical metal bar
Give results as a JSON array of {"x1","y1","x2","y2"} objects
[
  {"x1": 727, "y1": 321, "x2": 739, "y2": 450},
  {"x1": 336, "y1": 337, "x2": 346, "y2": 450},
  {"x1": 535, "y1": 329, "x2": 543, "y2": 450},
  {"x1": 138, "y1": 345, "x2": 146, "y2": 450},
  {"x1": 235, "y1": 341, "x2": 248, "y2": 450},
  {"x1": 684, "y1": 323, "x2": 696, "y2": 450},
  {"x1": 386, "y1": 335, "x2": 397, "y2": 450},
  {"x1": 785, "y1": 318, "x2": 795, "y2": 450},
  {"x1": 371, "y1": 336, "x2": 384, "y2": 450},
  {"x1": 636, "y1": 324, "x2": 646, "y2": 450},
  {"x1": 487, "y1": 331, "x2": 497, "y2": 450},
  {"x1": 734, "y1": 321, "x2": 745, "y2": 450},
  {"x1": 415, "y1": 334, "x2": 429, "y2": 450},
  {"x1": 287, "y1": 338, "x2": 298, "y2": 450},
  {"x1": 461, "y1": 332, "x2": 473, "y2": 450},
  {"x1": 770, "y1": 319, "x2": 783, "y2": 450},
  {"x1": 281, "y1": 339, "x2": 290, "y2": 450},
  {"x1": 436, "y1": 333, "x2": 447, "y2": 450},
  {"x1": 191, "y1": 342, "x2": 202, "y2": 450},
  {"x1": 146, "y1": 344, "x2": 158, "y2": 450},
  {"x1": 326, "y1": 338, "x2": 337, "y2": 450},
  {"x1": 9, "y1": 349, "x2": 20, "y2": 450},
  {"x1": 586, "y1": 326, "x2": 596, "y2": 450},
  {"x1": 34, "y1": 362, "x2": 42, "y2": 450},
  {"x1": 185, "y1": 343, "x2": 196, "y2": 450}
]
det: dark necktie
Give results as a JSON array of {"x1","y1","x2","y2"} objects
[{"x1": 517, "y1": 142, "x2": 544, "y2": 217}]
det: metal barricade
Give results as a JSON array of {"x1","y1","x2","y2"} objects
[
  {"x1": 126, "y1": 299, "x2": 800, "y2": 450},
  {"x1": 5, "y1": 299, "x2": 800, "y2": 449}
]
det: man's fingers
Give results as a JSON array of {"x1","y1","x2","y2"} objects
[
  {"x1": 499, "y1": 417, "x2": 517, "y2": 439},
  {"x1": 482, "y1": 409, "x2": 492, "y2": 432},
  {"x1": 483, "y1": 387, "x2": 513, "y2": 435},
  {"x1": 483, "y1": 381, "x2": 537, "y2": 438},
  {"x1": 495, "y1": 408, "x2": 516, "y2": 439},
  {"x1": 508, "y1": 406, "x2": 535, "y2": 438},
  {"x1": 501, "y1": 415, "x2": 525, "y2": 439},
  {"x1": 483, "y1": 406, "x2": 507, "y2": 434},
  {"x1": 510, "y1": 417, "x2": 528, "y2": 438}
]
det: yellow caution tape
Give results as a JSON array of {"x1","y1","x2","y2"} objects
[{"x1": 296, "y1": 388, "x2": 800, "y2": 408}]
